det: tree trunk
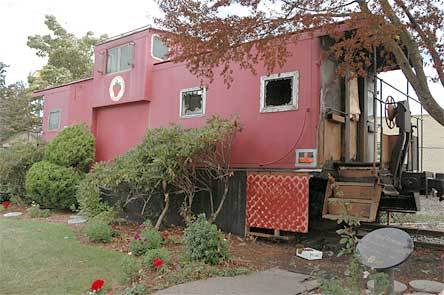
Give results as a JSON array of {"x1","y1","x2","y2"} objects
[
  {"x1": 155, "y1": 181, "x2": 169, "y2": 230},
  {"x1": 378, "y1": 0, "x2": 444, "y2": 126},
  {"x1": 208, "y1": 178, "x2": 229, "y2": 223}
]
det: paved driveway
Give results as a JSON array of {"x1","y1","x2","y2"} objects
[{"x1": 155, "y1": 268, "x2": 319, "y2": 295}]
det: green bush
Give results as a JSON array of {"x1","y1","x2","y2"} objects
[
  {"x1": 85, "y1": 222, "x2": 112, "y2": 243},
  {"x1": 119, "y1": 284, "x2": 146, "y2": 295},
  {"x1": 129, "y1": 240, "x2": 147, "y2": 257},
  {"x1": 0, "y1": 142, "x2": 45, "y2": 198},
  {"x1": 76, "y1": 163, "x2": 116, "y2": 219},
  {"x1": 144, "y1": 248, "x2": 170, "y2": 270},
  {"x1": 28, "y1": 203, "x2": 51, "y2": 218},
  {"x1": 141, "y1": 228, "x2": 162, "y2": 249},
  {"x1": 129, "y1": 228, "x2": 162, "y2": 256},
  {"x1": 44, "y1": 124, "x2": 95, "y2": 172},
  {"x1": 120, "y1": 255, "x2": 141, "y2": 283},
  {"x1": 184, "y1": 214, "x2": 229, "y2": 265},
  {"x1": 90, "y1": 209, "x2": 117, "y2": 225},
  {"x1": 25, "y1": 161, "x2": 81, "y2": 209}
]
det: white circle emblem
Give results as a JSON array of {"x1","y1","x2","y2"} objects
[{"x1": 109, "y1": 76, "x2": 125, "y2": 101}]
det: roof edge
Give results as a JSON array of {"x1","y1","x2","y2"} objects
[
  {"x1": 33, "y1": 77, "x2": 93, "y2": 96},
  {"x1": 95, "y1": 26, "x2": 167, "y2": 46}
]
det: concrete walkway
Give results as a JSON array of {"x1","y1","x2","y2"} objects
[{"x1": 155, "y1": 268, "x2": 319, "y2": 295}]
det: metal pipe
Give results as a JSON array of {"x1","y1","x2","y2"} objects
[
  {"x1": 373, "y1": 48, "x2": 378, "y2": 170},
  {"x1": 380, "y1": 79, "x2": 383, "y2": 166},
  {"x1": 416, "y1": 117, "x2": 420, "y2": 171},
  {"x1": 377, "y1": 78, "x2": 421, "y2": 104},
  {"x1": 421, "y1": 106, "x2": 424, "y2": 171}
]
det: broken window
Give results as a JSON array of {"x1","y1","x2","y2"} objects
[
  {"x1": 260, "y1": 71, "x2": 298, "y2": 112},
  {"x1": 180, "y1": 88, "x2": 205, "y2": 117},
  {"x1": 48, "y1": 110, "x2": 61, "y2": 131}
]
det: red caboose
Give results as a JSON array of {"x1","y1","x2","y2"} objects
[{"x1": 36, "y1": 26, "x2": 443, "y2": 236}]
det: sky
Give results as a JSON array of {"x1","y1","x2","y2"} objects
[
  {"x1": 0, "y1": 0, "x2": 442, "y2": 115},
  {"x1": 0, "y1": 0, "x2": 160, "y2": 84}
]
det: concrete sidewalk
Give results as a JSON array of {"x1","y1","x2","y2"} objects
[{"x1": 155, "y1": 268, "x2": 319, "y2": 295}]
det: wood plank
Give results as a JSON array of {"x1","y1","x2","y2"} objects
[
  {"x1": 323, "y1": 214, "x2": 371, "y2": 222},
  {"x1": 327, "y1": 201, "x2": 370, "y2": 218},
  {"x1": 334, "y1": 182, "x2": 380, "y2": 200},
  {"x1": 328, "y1": 198, "x2": 374, "y2": 204},
  {"x1": 338, "y1": 168, "x2": 376, "y2": 178},
  {"x1": 327, "y1": 113, "x2": 345, "y2": 124},
  {"x1": 323, "y1": 121, "x2": 342, "y2": 162}
]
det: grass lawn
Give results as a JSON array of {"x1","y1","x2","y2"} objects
[{"x1": 0, "y1": 218, "x2": 125, "y2": 295}]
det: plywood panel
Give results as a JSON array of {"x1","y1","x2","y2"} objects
[{"x1": 323, "y1": 121, "x2": 342, "y2": 161}]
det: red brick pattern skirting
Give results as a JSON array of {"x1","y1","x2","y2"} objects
[{"x1": 246, "y1": 172, "x2": 309, "y2": 233}]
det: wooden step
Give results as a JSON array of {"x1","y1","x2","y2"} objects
[
  {"x1": 323, "y1": 214, "x2": 371, "y2": 222},
  {"x1": 334, "y1": 182, "x2": 380, "y2": 200},
  {"x1": 322, "y1": 177, "x2": 382, "y2": 222},
  {"x1": 328, "y1": 198, "x2": 373, "y2": 204},
  {"x1": 338, "y1": 167, "x2": 377, "y2": 178},
  {"x1": 327, "y1": 199, "x2": 371, "y2": 218}
]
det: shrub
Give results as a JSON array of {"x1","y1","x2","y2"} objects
[
  {"x1": 0, "y1": 141, "x2": 45, "y2": 198},
  {"x1": 25, "y1": 161, "x2": 81, "y2": 209},
  {"x1": 141, "y1": 228, "x2": 162, "y2": 249},
  {"x1": 144, "y1": 248, "x2": 170, "y2": 270},
  {"x1": 119, "y1": 284, "x2": 146, "y2": 295},
  {"x1": 120, "y1": 255, "x2": 141, "y2": 283},
  {"x1": 129, "y1": 240, "x2": 147, "y2": 257},
  {"x1": 28, "y1": 203, "x2": 51, "y2": 218},
  {"x1": 85, "y1": 222, "x2": 112, "y2": 243},
  {"x1": 129, "y1": 228, "x2": 162, "y2": 256},
  {"x1": 76, "y1": 163, "x2": 116, "y2": 219},
  {"x1": 184, "y1": 214, "x2": 229, "y2": 265},
  {"x1": 90, "y1": 209, "x2": 117, "y2": 225},
  {"x1": 44, "y1": 124, "x2": 95, "y2": 172}
]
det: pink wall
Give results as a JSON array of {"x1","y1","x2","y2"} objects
[
  {"x1": 38, "y1": 28, "x2": 321, "y2": 169},
  {"x1": 41, "y1": 78, "x2": 93, "y2": 140},
  {"x1": 94, "y1": 101, "x2": 150, "y2": 161},
  {"x1": 149, "y1": 39, "x2": 321, "y2": 168}
]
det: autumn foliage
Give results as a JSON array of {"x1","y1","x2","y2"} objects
[{"x1": 156, "y1": 0, "x2": 444, "y2": 125}]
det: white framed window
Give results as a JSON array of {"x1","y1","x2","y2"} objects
[
  {"x1": 106, "y1": 43, "x2": 134, "y2": 74},
  {"x1": 260, "y1": 71, "x2": 299, "y2": 113},
  {"x1": 179, "y1": 87, "x2": 206, "y2": 118},
  {"x1": 151, "y1": 34, "x2": 169, "y2": 61},
  {"x1": 48, "y1": 110, "x2": 61, "y2": 131}
]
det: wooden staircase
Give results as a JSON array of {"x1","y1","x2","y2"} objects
[{"x1": 322, "y1": 166, "x2": 382, "y2": 222}]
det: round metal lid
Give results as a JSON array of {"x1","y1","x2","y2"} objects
[{"x1": 357, "y1": 228, "x2": 414, "y2": 270}]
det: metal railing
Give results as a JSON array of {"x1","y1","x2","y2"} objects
[{"x1": 374, "y1": 76, "x2": 424, "y2": 172}]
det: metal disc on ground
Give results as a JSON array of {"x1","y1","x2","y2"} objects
[{"x1": 357, "y1": 228, "x2": 414, "y2": 270}]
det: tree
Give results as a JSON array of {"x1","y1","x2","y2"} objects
[
  {"x1": 27, "y1": 15, "x2": 107, "y2": 90},
  {"x1": 0, "y1": 63, "x2": 41, "y2": 142},
  {"x1": 156, "y1": 0, "x2": 444, "y2": 126},
  {"x1": 0, "y1": 62, "x2": 6, "y2": 88}
]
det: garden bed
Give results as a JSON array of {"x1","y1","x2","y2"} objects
[{"x1": 1, "y1": 205, "x2": 443, "y2": 294}]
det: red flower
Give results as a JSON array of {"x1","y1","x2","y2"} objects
[
  {"x1": 134, "y1": 233, "x2": 141, "y2": 240},
  {"x1": 2, "y1": 201, "x2": 10, "y2": 209},
  {"x1": 152, "y1": 258, "x2": 164, "y2": 269},
  {"x1": 162, "y1": 231, "x2": 169, "y2": 241},
  {"x1": 90, "y1": 279, "x2": 105, "y2": 293}
]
